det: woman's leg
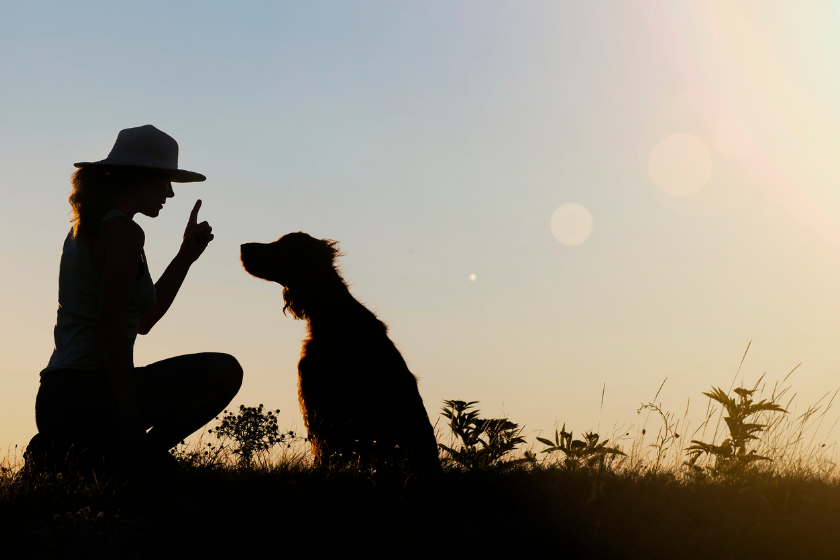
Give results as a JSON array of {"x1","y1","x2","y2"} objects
[
  {"x1": 136, "y1": 353, "x2": 243, "y2": 452},
  {"x1": 33, "y1": 370, "x2": 121, "y2": 473},
  {"x1": 36, "y1": 370, "x2": 120, "y2": 440}
]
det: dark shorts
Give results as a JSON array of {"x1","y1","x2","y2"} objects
[{"x1": 36, "y1": 353, "x2": 229, "y2": 440}]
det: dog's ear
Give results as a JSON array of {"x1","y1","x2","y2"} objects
[
  {"x1": 282, "y1": 285, "x2": 307, "y2": 319},
  {"x1": 280, "y1": 237, "x2": 344, "y2": 319}
]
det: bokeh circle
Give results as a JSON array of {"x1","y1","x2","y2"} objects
[
  {"x1": 648, "y1": 133, "x2": 712, "y2": 197},
  {"x1": 550, "y1": 203, "x2": 593, "y2": 246}
]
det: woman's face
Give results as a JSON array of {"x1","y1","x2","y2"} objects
[{"x1": 134, "y1": 175, "x2": 175, "y2": 218}]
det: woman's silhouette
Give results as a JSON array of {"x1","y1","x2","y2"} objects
[{"x1": 33, "y1": 125, "x2": 243, "y2": 471}]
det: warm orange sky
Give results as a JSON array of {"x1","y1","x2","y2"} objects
[{"x1": 4, "y1": 1, "x2": 840, "y2": 452}]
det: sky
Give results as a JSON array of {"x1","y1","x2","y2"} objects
[{"x1": 4, "y1": 1, "x2": 840, "y2": 453}]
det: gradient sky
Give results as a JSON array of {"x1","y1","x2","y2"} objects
[{"x1": 4, "y1": 1, "x2": 840, "y2": 452}]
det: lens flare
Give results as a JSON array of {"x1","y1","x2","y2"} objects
[
  {"x1": 550, "y1": 203, "x2": 593, "y2": 246},
  {"x1": 712, "y1": 117, "x2": 754, "y2": 159},
  {"x1": 649, "y1": 133, "x2": 712, "y2": 197}
]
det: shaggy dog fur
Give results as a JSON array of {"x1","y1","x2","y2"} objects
[{"x1": 240, "y1": 233, "x2": 440, "y2": 471}]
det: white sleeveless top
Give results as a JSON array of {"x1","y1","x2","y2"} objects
[{"x1": 41, "y1": 209, "x2": 157, "y2": 375}]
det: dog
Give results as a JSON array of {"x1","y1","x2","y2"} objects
[{"x1": 240, "y1": 232, "x2": 440, "y2": 471}]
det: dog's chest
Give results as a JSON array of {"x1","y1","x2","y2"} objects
[{"x1": 297, "y1": 335, "x2": 400, "y2": 391}]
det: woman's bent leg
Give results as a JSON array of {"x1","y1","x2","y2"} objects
[
  {"x1": 33, "y1": 370, "x2": 121, "y2": 472},
  {"x1": 136, "y1": 353, "x2": 243, "y2": 452},
  {"x1": 35, "y1": 370, "x2": 120, "y2": 440}
]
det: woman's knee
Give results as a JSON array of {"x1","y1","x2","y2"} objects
[{"x1": 206, "y1": 353, "x2": 243, "y2": 390}]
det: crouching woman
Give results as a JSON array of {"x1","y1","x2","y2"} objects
[{"x1": 33, "y1": 125, "x2": 243, "y2": 471}]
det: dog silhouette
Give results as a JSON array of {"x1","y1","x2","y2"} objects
[{"x1": 241, "y1": 233, "x2": 440, "y2": 471}]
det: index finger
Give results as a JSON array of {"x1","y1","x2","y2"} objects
[{"x1": 188, "y1": 199, "x2": 202, "y2": 227}]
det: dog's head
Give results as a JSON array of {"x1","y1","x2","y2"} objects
[{"x1": 240, "y1": 232, "x2": 343, "y2": 319}]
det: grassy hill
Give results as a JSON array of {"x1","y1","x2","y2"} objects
[{"x1": 4, "y1": 364, "x2": 839, "y2": 559}]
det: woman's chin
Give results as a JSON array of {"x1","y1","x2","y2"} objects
[{"x1": 140, "y1": 208, "x2": 161, "y2": 218}]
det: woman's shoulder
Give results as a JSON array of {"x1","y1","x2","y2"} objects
[{"x1": 99, "y1": 215, "x2": 145, "y2": 252}]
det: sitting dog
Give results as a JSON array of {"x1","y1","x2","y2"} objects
[{"x1": 240, "y1": 233, "x2": 440, "y2": 471}]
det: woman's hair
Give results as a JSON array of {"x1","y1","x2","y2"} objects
[{"x1": 69, "y1": 166, "x2": 168, "y2": 240}]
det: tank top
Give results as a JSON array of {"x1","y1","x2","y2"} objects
[{"x1": 41, "y1": 209, "x2": 157, "y2": 375}]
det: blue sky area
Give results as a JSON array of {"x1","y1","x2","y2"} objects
[{"x1": 4, "y1": 1, "x2": 840, "y2": 451}]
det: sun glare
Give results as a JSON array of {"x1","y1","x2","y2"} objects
[
  {"x1": 550, "y1": 203, "x2": 593, "y2": 246},
  {"x1": 648, "y1": 133, "x2": 712, "y2": 197},
  {"x1": 712, "y1": 117, "x2": 754, "y2": 159}
]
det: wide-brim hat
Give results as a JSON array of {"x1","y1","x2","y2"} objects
[{"x1": 74, "y1": 124, "x2": 206, "y2": 183}]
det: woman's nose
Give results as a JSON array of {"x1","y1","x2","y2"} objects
[{"x1": 167, "y1": 183, "x2": 175, "y2": 198}]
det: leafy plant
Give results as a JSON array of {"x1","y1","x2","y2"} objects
[
  {"x1": 438, "y1": 400, "x2": 526, "y2": 470},
  {"x1": 687, "y1": 386, "x2": 787, "y2": 475},
  {"x1": 537, "y1": 425, "x2": 625, "y2": 469},
  {"x1": 208, "y1": 405, "x2": 297, "y2": 467}
]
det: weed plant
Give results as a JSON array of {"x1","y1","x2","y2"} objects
[
  {"x1": 437, "y1": 399, "x2": 526, "y2": 470},
  {"x1": 170, "y1": 405, "x2": 307, "y2": 475},
  {"x1": 687, "y1": 383, "x2": 787, "y2": 476},
  {"x1": 536, "y1": 425, "x2": 625, "y2": 470},
  {"x1": 208, "y1": 404, "x2": 299, "y2": 467}
]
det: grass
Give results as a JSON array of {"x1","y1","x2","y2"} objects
[
  {"x1": 3, "y1": 349, "x2": 840, "y2": 559},
  {"x1": 5, "y1": 451, "x2": 840, "y2": 559}
]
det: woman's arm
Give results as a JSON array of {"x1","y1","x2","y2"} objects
[
  {"x1": 137, "y1": 252, "x2": 192, "y2": 335},
  {"x1": 138, "y1": 199, "x2": 214, "y2": 335},
  {"x1": 98, "y1": 217, "x2": 147, "y2": 453}
]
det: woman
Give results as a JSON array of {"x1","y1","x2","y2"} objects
[{"x1": 34, "y1": 125, "x2": 243, "y2": 469}]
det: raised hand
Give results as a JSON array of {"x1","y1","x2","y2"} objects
[{"x1": 179, "y1": 199, "x2": 214, "y2": 263}]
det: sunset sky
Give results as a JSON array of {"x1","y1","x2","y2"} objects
[{"x1": 4, "y1": 1, "x2": 840, "y2": 451}]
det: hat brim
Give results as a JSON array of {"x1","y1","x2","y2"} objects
[{"x1": 73, "y1": 161, "x2": 206, "y2": 183}]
